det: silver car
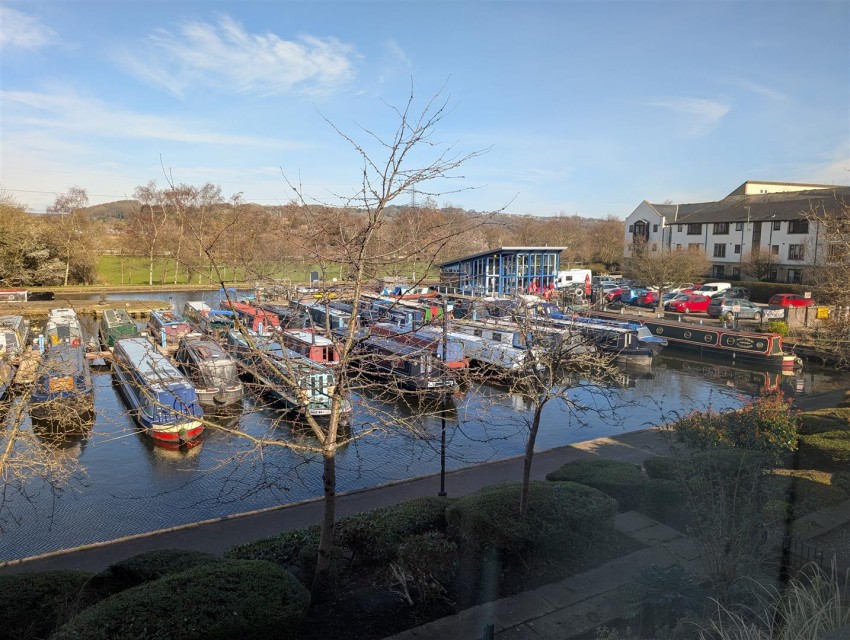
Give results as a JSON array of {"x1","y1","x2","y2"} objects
[{"x1": 706, "y1": 298, "x2": 764, "y2": 322}]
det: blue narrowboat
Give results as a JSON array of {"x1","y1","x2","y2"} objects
[
  {"x1": 29, "y1": 344, "x2": 94, "y2": 425},
  {"x1": 112, "y1": 337, "x2": 204, "y2": 443}
]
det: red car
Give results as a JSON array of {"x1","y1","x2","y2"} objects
[
  {"x1": 668, "y1": 294, "x2": 711, "y2": 314},
  {"x1": 636, "y1": 291, "x2": 660, "y2": 307},
  {"x1": 768, "y1": 293, "x2": 815, "y2": 308},
  {"x1": 605, "y1": 287, "x2": 627, "y2": 302}
]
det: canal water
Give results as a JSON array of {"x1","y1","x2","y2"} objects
[{"x1": 0, "y1": 290, "x2": 845, "y2": 562}]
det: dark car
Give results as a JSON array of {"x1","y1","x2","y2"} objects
[
  {"x1": 713, "y1": 287, "x2": 751, "y2": 300},
  {"x1": 707, "y1": 298, "x2": 764, "y2": 322}
]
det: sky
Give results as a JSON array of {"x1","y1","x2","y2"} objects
[{"x1": 1, "y1": 1, "x2": 848, "y2": 218}]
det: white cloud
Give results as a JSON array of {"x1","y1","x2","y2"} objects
[
  {"x1": 646, "y1": 97, "x2": 731, "y2": 137},
  {"x1": 724, "y1": 77, "x2": 788, "y2": 102},
  {"x1": 0, "y1": 5, "x2": 57, "y2": 50},
  {"x1": 1, "y1": 90, "x2": 301, "y2": 149},
  {"x1": 122, "y1": 14, "x2": 357, "y2": 97}
]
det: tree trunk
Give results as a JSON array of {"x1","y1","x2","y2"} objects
[
  {"x1": 63, "y1": 254, "x2": 70, "y2": 287},
  {"x1": 520, "y1": 403, "x2": 545, "y2": 516},
  {"x1": 148, "y1": 248, "x2": 155, "y2": 286},
  {"x1": 311, "y1": 445, "x2": 337, "y2": 601}
]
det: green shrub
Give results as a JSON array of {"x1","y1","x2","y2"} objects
[
  {"x1": 546, "y1": 458, "x2": 645, "y2": 510},
  {"x1": 798, "y1": 408, "x2": 850, "y2": 436},
  {"x1": 52, "y1": 560, "x2": 309, "y2": 640},
  {"x1": 224, "y1": 525, "x2": 321, "y2": 567},
  {"x1": 627, "y1": 563, "x2": 705, "y2": 636},
  {"x1": 84, "y1": 549, "x2": 220, "y2": 600},
  {"x1": 799, "y1": 431, "x2": 850, "y2": 470},
  {"x1": 764, "y1": 472, "x2": 847, "y2": 519},
  {"x1": 0, "y1": 570, "x2": 92, "y2": 640},
  {"x1": 446, "y1": 481, "x2": 617, "y2": 558},
  {"x1": 767, "y1": 320, "x2": 788, "y2": 337},
  {"x1": 643, "y1": 478, "x2": 686, "y2": 522},
  {"x1": 395, "y1": 531, "x2": 458, "y2": 608},
  {"x1": 831, "y1": 470, "x2": 850, "y2": 495},
  {"x1": 643, "y1": 456, "x2": 679, "y2": 481},
  {"x1": 337, "y1": 496, "x2": 453, "y2": 564}
]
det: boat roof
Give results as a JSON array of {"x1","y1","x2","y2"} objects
[
  {"x1": 115, "y1": 337, "x2": 186, "y2": 385},
  {"x1": 0, "y1": 315, "x2": 27, "y2": 327},
  {"x1": 151, "y1": 309, "x2": 188, "y2": 326},
  {"x1": 102, "y1": 308, "x2": 135, "y2": 326},
  {"x1": 365, "y1": 337, "x2": 430, "y2": 356},
  {"x1": 48, "y1": 308, "x2": 78, "y2": 319},
  {"x1": 180, "y1": 334, "x2": 230, "y2": 360},
  {"x1": 41, "y1": 343, "x2": 86, "y2": 370},
  {"x1": 185, "y1": 300, "x2": 212, "y2": 312},
  {"x1": 282, "y1": 330, "x2": 334, "y2": 346}
]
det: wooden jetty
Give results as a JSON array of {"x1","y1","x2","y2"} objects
[{"x1": 0, "y1": 300, "x2": 171, "y2": 321}]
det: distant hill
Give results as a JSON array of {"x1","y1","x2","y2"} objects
[{"x1": 83, "y1": 200, "x2": 140, "y2": 221}]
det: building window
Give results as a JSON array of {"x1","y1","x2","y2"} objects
[
  {"x1": 713, "y1": 222, "x2": 730, "y2": 234},
  {"x1": 768, "y1": 267, "x2": 778, "y2": 281},
  {"x1": 651, "y1": 243, "x2": 658, "y2": 251},
  {"x1": 771, "y1": 245, "x2": 779, "y2": 255},
  {"x1": 735, "y1": 222, "x2": 743, "y2": 231},
  {"x1": 732, "y1": 267, "x2": 741, "y2": 277},
  {"x1": 677, "y1": 224, "x2": 682, "y2": 232},
  {"x1": 675, "y1": 244, "x2": 683, "y2": 250},
  {"x1": 787, "y1": 269, "x2": 803, "y2": 284},
  {"x1": 773, "y1": 220, "x2": 781, "y2": 231},
  {"x1": 788, "y1": 220, "x2": 809, "y2": 234},
  {"x1": 734, "y1": 244, "x2": 741, "y2": 254},
  {"x1": 653, "y1": 224, "x2": 658, "y2": 232},
  {"x1": 713, "y1": 243, "x2": 726, "y2": 258},
  {"x1": 712, "y1": 265, "x2": 725, "y2": 277},
  {"x1": 788, "y1": 244, "x2": 804, "y2": 260},
  {"x1": 628, "y1": 224, "x2": 633, "y2": 232},
  {"x1": 828, "y1": 243, "x2": 847, "y2": 262},
  {"x1": 688, "y1": 243, "x2": 702, "y2": 250},
  {"x1": 687, "y1": 223, "x2": 702, "y2": 235}
]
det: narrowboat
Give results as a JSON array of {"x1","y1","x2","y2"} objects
[
  {"x1": 99, "y1": 309, "x2": 139, "y2": 349},
  {"x1": 416, "y1": 325, "x2": 534, "y2": 376},
  {"x1": 182, "y1": 301, "x2": 236, "y2": 338},
  {"x1": 29, "y1": 344, "x2": 94, "y2": 426},
  {"x1": 0, "y1": 289, "x2": 28, "y2": 302},
  {"x1": 259, "y1": 303, "x2": 308, "y2": 329},
  {"x1": 220, "y1": 300, "x2": 280, "y2": 335},
  {"x1": 0, "y1": 359, "x2": 15, "y2": 411},
  {"x1": 369, "y1": 323, "x2": 469, "y2": 369},
  {"x1": 147, "y1": 310, "x2": 191, "y2": 347},
  {"x1": 223, "y1": 330, "x2": 351, "y2": 420},
  {"x1": 297, "y1": 301, "x2": 352, "y2": 334},
  {"x1": 591, "y1": 311, "x2": 800, "y2": 371},
  {"x1": 279, "y1": 329, "x2": 340, "y2": 366},
  {"x1": 44, "y1": 308, "x2": 85, "y2": 349},
  {"x1": 112, "y1": 337, "x2": 204, "y2": 443},
  {"x1": 0, "y1": 315, "x2": 31, "y2": 361},
  {"x1": 356, "y1": 337, "x2": 455, "y2": 394},
  {"x1": 174, "y1": 333, "x2": 243, "y2": 409}
]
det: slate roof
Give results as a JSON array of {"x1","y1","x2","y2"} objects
[{"x1": 647, "y1": 186, "x2": 850, "y2": 225}]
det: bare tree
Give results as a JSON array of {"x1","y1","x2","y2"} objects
[
  {"x1": 46, "y1": 187, "x2": 94, "y2": 286},
  {"x1": 742, "y1": 249, "x2": 776, "y2": 282},
  {"x1": 624, "y1": 240, "x2": 710, "y2": 311}
]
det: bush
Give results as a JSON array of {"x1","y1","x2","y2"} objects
[
  {"x1": 546, "y1": 458, "x2": 645, "y2": 511},
  {"x1": 644, "y1": 478, "x2": 686, "y2": 523},
  {"x1": 798, "y1": 431, "x2": 850, "y2": 470},
  {"x1": 643, "y1": 456, "x2": 678, "y2": 481},
  {"x1": 394, "y1": 531, "x2": 458, "y2": 608},
  {"x1": 225, "y1": 525, "x2": 321, "y2": 566},
  {"x1": 337, "y1": 496, "x2": 453, "y2": 565},
  {"x1": 764, "y1": 471, "x2": 847, "y2": 519},
  {"x1": 627, "y1": 563, "x2": 705, "y2": 636},
  {"x1": 446, "y1": 481, "x2": 617, "y2": 558},
  {"x1": 83, "y1": 549, "x2": 220, "y2": 600},
  {"x1": 52, "y1": 560, "x2": 309, "y2": 640},
  {"x1": 798, "y1": 408, "x2": 850, "y2": 436},
  {"x1": 767, "y1": 320, "x2": 789, "y2": 337},
  {"x1": 0, "y1": 570, "x2": 92, "y2": 640}
]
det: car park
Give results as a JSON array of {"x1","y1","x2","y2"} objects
[
  {"x1": 692, "y1": 282, "x2": 732, "y2": 297},
  {"x1": 635, "y1": 291, "x2": 660, "y2": 307},
  {"x1": 768, "y1": 293, "x2": 815, "y2": 308},
  {"x1": 605, "y1": 287, "x2": 627, "y2": 302},
  {"x1": 662, "y1": 293, "x2": 689, "y2": 309},
  {"x1": 667, "y1": 294, "x2": 711, "y2": 314},
  {"x1": 707, "y1": 298, "x2": 764, "y2": 322},
  {"x1": 713, "y1": 287, "x2": 751, "y2": 300}
]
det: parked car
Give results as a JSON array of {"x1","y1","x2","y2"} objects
[
  {"x1": 707, "y1": 298, "x2": 764, "y2": 322},
  {"x1": 623, "y1": 288, "x2": 650, "y2": 305},
  {"x1": 667, "y1": 294, "x2": 711, "y2": 314},
  {"x1": 635, "y1": 291, "x2": 660, "y2": 307},
  {"x1": 768, "y1": 293, "x2": 815, "y2": 308},
  {"x1": 713, "y1": 287, "x2": 751, "y2": 300},
  {"x1": 665, "y1": 282, "x2": 695, "y2": 294},
  {"x1": 605, "y1": 287, "x2": 627, "y2": 302},
  {"x1": 662, "y1": 293, "x2": 689, "y2": 309},
  {"x1": 692, "y1": 282, "x2": 732, "y2": 297}
]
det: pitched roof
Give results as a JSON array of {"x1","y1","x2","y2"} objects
[{"x1": 650, "y1": 186, "x2": 850, "y2": 225}]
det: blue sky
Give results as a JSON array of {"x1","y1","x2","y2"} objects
[{"x1": 1, "y1": 1, "x2": 847, "y2": 217}]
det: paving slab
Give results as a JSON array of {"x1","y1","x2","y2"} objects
[
  {"x1": 625, "y1": 521, "x2": 683, "y2": 545},
  {"x1": 495, "y1": 623, "x2": 544, "y2": 640},
  {"x1": 790, "y1": 498, "x2": 850, "y2": 539},
  {"x1": 664, "y1": 536, "x2": 703, "y2": 562},
  {"x1": 526, "y1": 588, "x2": 628, "y2": 640},
  {"x1": 560, "y1": 545, "x2": 675, "y2": 597},
  {"x1": 532, "y1": 581, "x2": 581, "y2": 609},
  {"x1": 493, "y1": 592, "x2": 557, "y2": 632},
  {"x1": 614, "y1": 510, "x2": 658, "y2": 534}
]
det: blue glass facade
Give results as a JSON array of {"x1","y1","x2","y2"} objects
[{"x1": 439, "y1": 247, "x2": 565, "y2": 296}]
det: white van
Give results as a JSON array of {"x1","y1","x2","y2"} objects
[
  {"x1": 555, "y1": 269, "x2": 592, "y2": 292},
  {"x1": 694, "y1": 282, "x2": 732, "y2": 297}
]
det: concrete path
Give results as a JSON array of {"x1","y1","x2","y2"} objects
[{"x1": 0, "y1": 428, "x2": 673, "y2": 575}]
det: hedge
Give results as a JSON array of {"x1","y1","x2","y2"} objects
[
  {"x1": 446, "y1": 481, "x2": 617, "y2": 558},
  {"x1": 545, "y1": 458, "x2": 646, "y2": 511},
  {"x1": 765, "y1": 471, "x2": 848, "y2": 519},
  {"x1": 0, "y1": 570, "x2": 92, "y2": 640},
  {"x1": 83, "y1": 549, "x2": 220, "y2": 601},
  {"x1": 336, "y1": 496, "x2": 453, "y2": 564},
  {"x1": 642, "y1": 456, "x2": 679, "y2": 481},
  {"x1": 51, "y1": 560, "x2": 310, "y2": 640},
  {"x1": 797, "y1": 408, "x2": 850, "y2": 436},
  {"x1": 224, "y1": 525, "x2": 321, "y2": 567},
  {"x1": 798, "y1": 431, "x2": 850, "y2": 470},
  {"x1": 643, "y1": 478, "x2": 686, "y2": 523}
]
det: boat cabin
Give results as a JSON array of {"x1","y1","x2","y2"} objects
[
  {"x1": 0, "y1": 315, "x2": 31, "y2": 359},
  {"x1": 175, "y1": 333, "x2": 243, "y2": 408},
  {"x1": 147, "y1": 310, "x2": 192, "y2": 347},
  {"x1": 279, "y1": 329, "x2": 340, "y2": 366},
  {"x1": 100, "y1": 309, "x2": 139, "y2": 349},
  {"x1": 221, "y1": 300, "x2": 280, "y2": 335}
]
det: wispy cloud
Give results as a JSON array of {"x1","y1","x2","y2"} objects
[
  {"x1": 646, "y1": 97, "x2": 731, "y2": 137},
  {"x1": 121, "y1": 14, "x2": 357, "y2": 97},
  {"x1": 1, "y1": 90, "x2": 301, "y2": 149},
  {"x1": 0, "y1": 5, "x2": 57, "y2": 50},
  {"x1": 724, "y1": 77, "x2": 788, "y2": 101}
]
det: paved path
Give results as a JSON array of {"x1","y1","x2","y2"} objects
[{"x1": 0, "y1": 428, "x2": 673, "y2": 575}]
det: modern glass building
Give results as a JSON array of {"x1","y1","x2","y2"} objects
[{"x1": 439, "y1": 246, "x2": 565, "y2": 296}]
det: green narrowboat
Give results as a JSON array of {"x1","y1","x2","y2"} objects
[{"x1": 99, "y1": 309, "x2": 139, "y2": 349}]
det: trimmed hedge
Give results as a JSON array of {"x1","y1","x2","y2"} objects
[
  {"x1": 337, "y1": 496, "x2": 453, "y2": 564},
  {"x1": 51, "y1": 560, "x2": 309, "y2": 640},
  {"x1": 765, "y1": 471, "x2": 848, "y2": 519},
  {"x1": 446, "y1": 481, "x2": 617, "y2": 557},
  {"x1": 798, "y1": 431, "x2": 850, "y2": 470},
  {"x1": 83, "y1": 549, "x2": 220, "y2": 600},
  {"x1": 643, "y1": 455, "x2": 679, "y2": 481},
  {"x1": 0, "y1": 570, "x2": 92, "y2": 640},
  {"x1": 798, "y1": 408, "x2": 850, "y2": 436},
  {"x1": 643, "y1": 478, "x2": 686, "y2": 523},
  {"x1": 224, "y1": 525, "x2": 321, "y2": 567},
  {"x1": 546, "y1": 458, "x2": 646, "y2": 510}
]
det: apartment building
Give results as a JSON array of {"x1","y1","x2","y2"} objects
[{"x1": 623, "y1": 181, "x2": 849, "y2": 284}]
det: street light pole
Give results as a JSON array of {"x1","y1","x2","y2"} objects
[{"x1": 439, "y1": 296, "x2": 449, "y2": 497}]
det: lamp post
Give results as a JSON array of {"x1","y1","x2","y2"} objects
[{"x1": 439, "y1": 296, "x2": 449, "y2": 497}]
